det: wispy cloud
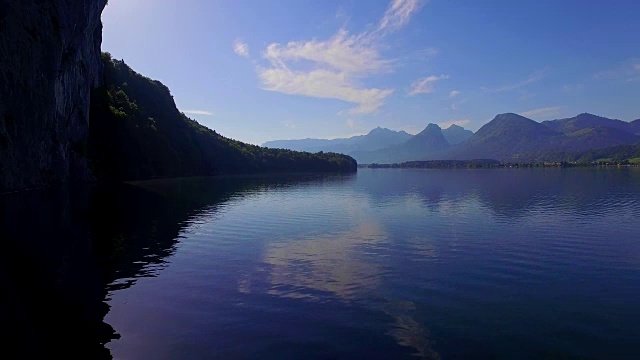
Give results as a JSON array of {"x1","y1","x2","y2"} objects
[
  {"x1": 233, "y1": 39, "x2": 250, "y2": 57},
  {"x1": 408, "y1": 74, "x2": 449, "y2": 95},
  {"x1": 449, "y1": 90, "x2": 460, "y2": 98},
  {"x1": 594, "y1": 58, "x2": 640, "y2": 82},
  {"x1": 183, "y1": 109, "x2": 214, "y2": 116},
  {"x1": 438, "y1": 119, "x2": 471, "y2": 128},
  {"x1": 263, "y1": 29, "x2": 390, "y2": 74},
  {"x1": 280, "y1": 120, "x2": 296, "y2": 129},
  {"x1": 519, "y1": 106, "x2": 562, "y2": 119},
  {"x1": 346, "y1": 118, "x2": 359, "y2": 129},
  {"x1": 450, "y1": 97, "x2": 467, "y2": 111},
  {"x1": 335, "y1": 6, "x2": 348, "y2": 20},
  {"x1": 378, "y1": 0, "x2": 425, "y2": 32},
  {"x1": 256, "y1": 0, "x2": 425, "y2": 114},
  {"x1": 484, "y1": 68, "x2": 546, "y2": 93}
]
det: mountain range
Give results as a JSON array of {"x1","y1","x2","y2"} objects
[
  {"x1": 263, "y1": 123, "x2": 474, "y2": 163},
  {"x1": 264, "y1": 113, "x2": 640, "y2": 164},
  {"x1": 450, "y1": 113, "x2": 640, "y2": 162},
  {"x1": 263, "y1": 127, "x2": 413, "y2": 153},
  {"x1": 350, "y1": 123, "x2": 452, "y2": 164}
]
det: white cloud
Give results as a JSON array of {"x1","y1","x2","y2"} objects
[
  {"x1": 449, "y1": 90, "x2": 460, "y2": 98},
  {"x1": 378, "y1": 0, "x2": 425, "y2": 32},
  {"x1": 259, "y1": 67, "x2": 393, "y2": 114},
  {"x1": 183, "y1": 109, "x2": 213, "y2": 116},
  {"x1": 438, "y1": 119, "x2": 471, "y2": 128},
  {"x1": 255, "y1": 0, "x2": 425, "y2": 114},
  {"x1": 263, "y1": 29, "x2": 390, "y2": 74},
  {"x1": 233, "y1": 39, "x2": 250, "y2": 57},
  {"x1": 408, "y1": 74, "x2": 449, "y2": 95},
  {"x1": 485, "y1": 68, "x2": 546, "y2": 93},
  {"x1": 519, "y1": 106, "x2": 562, "y2": 119}
]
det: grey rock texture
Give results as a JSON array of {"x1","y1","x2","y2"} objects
[{"x1": 0, "y1": 0, "x2": 107, "y2": 192}]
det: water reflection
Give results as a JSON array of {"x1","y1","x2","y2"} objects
[
  {"x1": 239, "y1": 186, "x2": 441, "y2": 358},
  {"x1": 383, "y1": 300, "x2": 440, "y2": 360},
  {"x1": 1, "y1": 169, "x2": 638, "y2": 359},
  {"x1": 261, "y1": 222, "x2": 385, "y2": 301},
  {"x1": 358, "y1": 168, "x2": 640, "y2": 222},
  {"x1": 0, "y1": 174, "x2": 355, "y2": 359},
  {"x1": 255, "y1": 191, "x2": 385, "y2": 301}
]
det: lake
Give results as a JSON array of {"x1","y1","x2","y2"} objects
[{"x1": 1, "y1": 168, "x2": 639, "y2": 359}]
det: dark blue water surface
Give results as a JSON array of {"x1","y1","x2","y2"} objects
[{"x1": 1, "y1": 168, "x2": 639, "y2": 359}]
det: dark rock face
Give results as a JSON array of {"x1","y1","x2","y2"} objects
[{"x1": 0, "y1": 0, "x2": 108, "y2": 192}]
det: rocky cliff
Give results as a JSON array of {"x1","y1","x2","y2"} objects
[{"x1": 0, "y1": 0, "x2": 107, "y2": 192}]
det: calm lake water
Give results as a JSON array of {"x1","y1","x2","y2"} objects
[{"x1": 2, "y1": 168, "x2": 639, "y2": 359}]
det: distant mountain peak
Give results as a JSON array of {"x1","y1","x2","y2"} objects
[
  {"x1": 489, "y1": 113, "x2": 545, "y2": 129},
  {"x1": 367, "y1": 126, "x2": 410, "y2": 137},
  {"x1": 576, "y1": 113, "x2": 606, "y2": 120},
  {"x1": 263, "y1": 125, "x2": 412, "y2": 153},
  {"x1": 368, "y1": 126, "x2": 388, "y2": 134},
  {"x1": 417, "y1": 123, "x2": 442, "y2": 135},
  {"x1": 495, "y1": 113, "x2": 530, "y2": 121},
  {"x1": 442, "y1": 123, "x2": 474, "y2": 145},
  {"x1": 542, "y1": 113, "x2": 638, "y2": 135}
]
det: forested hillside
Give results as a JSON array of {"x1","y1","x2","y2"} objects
[
  {"x1": 448, "y1": 113, "x2": 640, "y2": 162},
  {"x1": 88, "y1": 54, "x2": 356, "y2": 181}
]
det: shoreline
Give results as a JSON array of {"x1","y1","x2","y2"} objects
[{"x1": 359, "y1": 160, "x2": 640, "y2": 169}]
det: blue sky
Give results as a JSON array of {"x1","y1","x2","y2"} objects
[{"x1": 102, "y1": 0, "x2": 640, "y2": 145}]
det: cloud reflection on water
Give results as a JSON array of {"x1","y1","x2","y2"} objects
[{"x1": 238, "y1": 193, "x2": 441, "y2": 358}]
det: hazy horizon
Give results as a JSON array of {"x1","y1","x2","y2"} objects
[{"x1": 263, "y1": 113, "x2": 640, "y2": 143}]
